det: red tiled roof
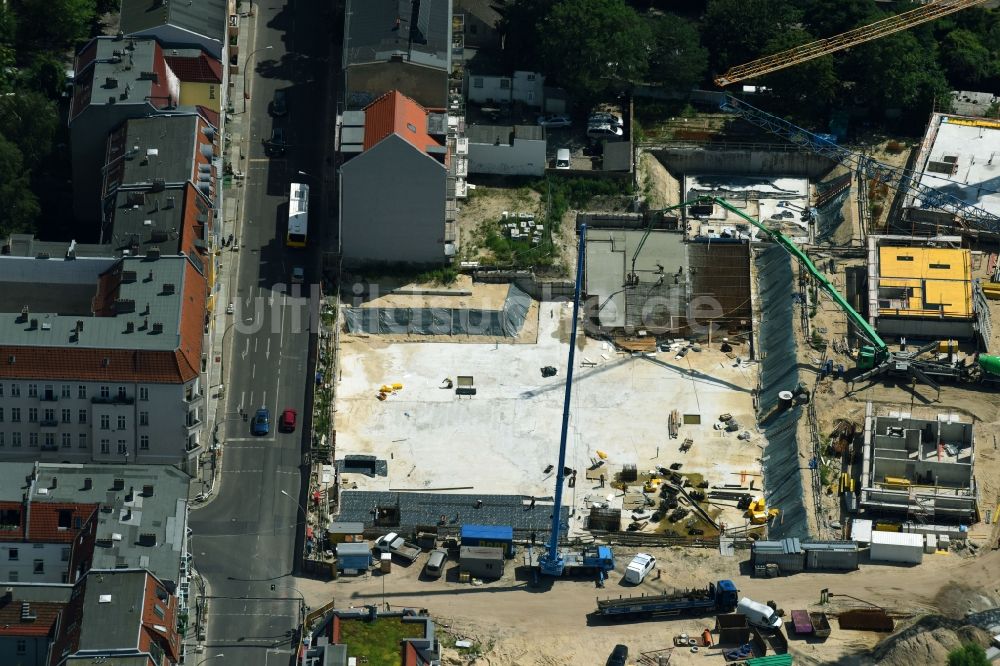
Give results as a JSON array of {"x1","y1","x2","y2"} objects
[
  {"x1": 195, "y1": 105, "x2": 220, "y2": 129},
  {"x1": 0, "y1": 500, "x2": 25, "y2": 542},
  {"x1": 139, "y1": 573, "x2": 179, "y2": 663},
  {"x1": 0, "y1": 347, "x2": 199, "y2": 384},
  {"x1": 0, "y1": 600, "x2": 64, "y2": 637},
  {"x1": 149, "y1": 43, "x2": 172, "y2": 108},
  {"x1": 177, "y1": 256, "x2": 206, "y2": 380},
  {"x1": 164, "y1": 53, "x2": 222, "y2": 84},
  {"x1": 27, "y1": 503, "x2": 98, "y2": 543},
  {"x1": 180, "y1": 183, "x2": 207, "y2": 259},
  {"x1": 362, "y1": 90, "x2": 443, "y2": 154}
]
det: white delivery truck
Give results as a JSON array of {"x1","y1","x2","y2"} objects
[
  {"x1": 624, "y1": 553, "x2": 656, "y2": 584},
  {"x1": 737, "y1": 597, "x2": 783, "y2": 630}
]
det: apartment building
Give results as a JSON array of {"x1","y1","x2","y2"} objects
[
  {"x1": 0, "y1": 585, "x2": 69, "y2": 666},
  {"x1": 0, "y1": 253, "x2": 207, "y2": 472}
]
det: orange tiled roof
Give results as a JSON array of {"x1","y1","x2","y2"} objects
[
  {"x1": 27, "y1": 502, "x2": 98, "y2": 543},
  {"x1": 0, "y1": 600, "x2": 64, "y2": 637},
  {"x1": 362, "y1": 90, "x2": 443, "y2": 154},
  {"x1": 139, "y1": 574, "x2": 179, "y2": 663},
  {"x1": 0, "y1": 346, "x2": 198, "y2": 384},
  {"x1": 177, "y1": 256, "x2": 206, "y2": 380}
]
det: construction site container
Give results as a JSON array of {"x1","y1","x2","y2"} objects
[
  {"x1": 460, "y1": 525, "x2": 514, "y2": 557},
  {"x1": 750, "y1": 538, "x2": 804, "y2": 573},
  {"x1": 850, "y1": 518, "x2": 872, "y2": 545},
  {"x1": 924, "y1": 534, "x2": 937, "y2": 553},
  {"x1": 336, "y1": 542, "x2": 373, "y2": 573},
  {"x1": 380, "y1": 552, "x2": 392, "y2": 573},
  {"x1": 327, "y1": 521, "x2": 365, "y2": 544},
  {"x1": 802, "y1": 541, "x2": 860, "y2": 571},
  {"x1": 869, "y1": 530, "x2": 923, "y2": 564},
  {"x1": 460, "y1": 546, "x2": 504, "y2": 580}
]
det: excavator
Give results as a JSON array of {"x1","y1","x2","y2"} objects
[{"x1": 631, "y1": 196, "x2": 1000, "y2": 389}]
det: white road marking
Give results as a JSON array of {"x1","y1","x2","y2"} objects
[
  {"x1": 252, "y1": 364, "x2": 256, "y2": 379},
  {"x1": 240, "y1": 391, "x2": 245, "y2": 411},
  {"x1": 242, "y1": 339, "x2": 249, "y2": 359},
  {"x1": 266, "y1": 338, "x2": 271, "y2": 360}
]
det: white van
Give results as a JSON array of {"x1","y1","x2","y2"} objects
[
  {"x1": 624, "y1": 553, "x2": 656, "y2": 584},
  {"x1": 424, "y1": 549, "x2": 448, "y2": 579},
  {"x1": 737, "y1": 597, "x2": 783, "y2": 630},
  {"x1": 556, "y1": 148, "x2": 571, "y2": 170}
]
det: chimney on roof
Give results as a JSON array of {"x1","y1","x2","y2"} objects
[
  {"x1": 113, "y1": 478, "x2": 124, "y2": 491},
  {"x1": 84, "y1": 478, "x2": 92, "y2": 491},
  {"x1": 142, "y1": 484, "x2": 154, "y2": 497},
  {"x1": 20, "y1": 602, "x2": 36, "y2": 622},
  {"x1": 125, "y1": 321, "x2": 135, "y2": 333},
  {"x1": 162, "y1": 283, "x2": 175, "y2": 295},
  {"x1": 148, "y1": 248, "x2": 161, "y2": 260},
  {"x1": 19, "y1": 305, "x2": 28, "y2": 322},
  {"x1": 105, "y1": 77, "x2": 118, "y2": 89},
  {"x1": 126, "y1": 486, "x2": 134, "y2": 502},
  {"x1": 50, "y1": 477, "x2": 57, "y2": 489},
  {"x1": 29, "y1": 318, "x2": 38, "y2": 330},
  {"x1": 76, "y1": 320, "x2": 84, "y2": 333},
  {"x1": 124, "y1": 508, "x2": 132, "y2": 521},
  {"x1": 151, "y1": 322, "x2": 164, "y2": 334}
]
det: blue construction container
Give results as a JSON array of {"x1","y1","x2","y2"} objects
[
  {"x1": 460, "y1": 525, "x2": 514, "y2": 557},
  {"x1": 336, "y1": 542, "x2": 373, "y2": 573}
]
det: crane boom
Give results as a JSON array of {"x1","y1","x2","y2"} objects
[{"x1": 714, "y1": 0, "x2": 988, "y2": 87}]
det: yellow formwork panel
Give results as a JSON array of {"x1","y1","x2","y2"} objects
[{"x1": 877, "y1": 246, "x2": 973, "y2": 318}]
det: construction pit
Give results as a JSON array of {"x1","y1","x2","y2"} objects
[{"x1": 334, "y1": 299, "x2": 763, "y2": 537}]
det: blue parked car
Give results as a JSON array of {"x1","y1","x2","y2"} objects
[{"x1": 251, "y1": 408, "x2": 270, "y2": 435}]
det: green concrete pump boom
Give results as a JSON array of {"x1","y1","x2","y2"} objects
[{"x1": 701, "y1": 196, "x2": 889, "y2": 365}]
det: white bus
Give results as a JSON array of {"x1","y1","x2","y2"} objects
[{"x1": 286, "y1": 182, "x2": 308, "y2": 248}]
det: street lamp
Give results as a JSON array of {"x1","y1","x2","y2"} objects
[
  {"x1": 280, "y1": 489, "x2": 309, "y2": 518},
  {"x1": 196, "y1": 654, "x2": 224, "y2": 666},
  {"x1": 242, "y1": 45, "x2": 273, "y2": 113}
]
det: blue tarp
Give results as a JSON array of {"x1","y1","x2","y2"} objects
[{"x1": 756, "y1": 244, "x2": 810, "y2": 541}]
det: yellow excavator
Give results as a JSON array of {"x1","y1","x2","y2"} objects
[{"x1": 745, "y1": 497, "x2": 781, "y2": 525}]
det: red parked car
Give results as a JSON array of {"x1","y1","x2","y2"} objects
[{"x1": 279, "y1": 408, "x2": 297, "y2": 433}]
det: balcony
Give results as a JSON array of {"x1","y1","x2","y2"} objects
[
  {"x1": 184, "y1": 390, "x2": 205, "y2": 405},
  {"x1": 39, "y1": 419, "x2": 59, "y2": 428},
  {"x1": 185, "y1": 416, "x2": 203, "y2": 432},
  {"x1": 91, "y1": 396, "x2": 134, "y2": 406},
  {"x1": 40, "y1": 393, "x2": 58, "y2": 402},
  {"x1": 40, "y1": 443, "x2": 58, "y2": 451}
]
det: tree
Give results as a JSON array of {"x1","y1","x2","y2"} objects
[
  {"x1": 799, "y1": 0, "x2": 880, "y2": 38},
  {"x1": 940, "y1": 29, "x2": 995, "y2": 86},
  {"x1": 702, "y1": 0, "x2": 802, "y2": 78},
  {"x1": 0, "y1": 134, "x2": 40, "y2": 235},
  {"x1": 14, "y1": 0, "x2": 96, "y2": 50},
  {"x1": 759, "y1": 28, "x2": 837, "y2": 115},
  {"x1": 537, "y1": 0, "x2": 651, "y2": 101},
  {"x1": 0, "y1": 90, "x2": 58, "y2": 169},
  {"x1": 647, "y1": 14, "x2": 708, "y2": 92},
  {"x1": 948, "y1": 643, "x2": 989, "y2": 666},
  {"x1": 24, "y1": 52, "x2": 66, "y2": 99},
  {"x1": 494, "y1": 0, "x2": 557, "y2": 72}
]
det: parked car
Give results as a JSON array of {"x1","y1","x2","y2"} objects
[
  {"x1": 537, "y1": 114, "x2": 571, "y2": 128},
  {"x1": 586, "y1": 124, "x2": 624, "y2": 140},
  {"x1": 266, "y1": 127, "x2": 286, "y2": 155},
  {"x1": 607, "y1": 644, "x2": 628, "y2": 666},
  {"x1": 271, "y1": 89, "x2": 287, "y2": 117},
  {"x1": 624, "y1": 552, "x2": 656, "y2": 584},
  {"x1": 291, "y1": 266, "x2": 304, "y2": 284},
  {"x1": 424, "y1": 549, "x2": 448, "y2": 579},
  {"x1": 279, "y1": 408, "x2": 297, "y2": 433},
  {"x1": 251, "y1": 408, "x2": 270, "y2": 436},
  {"x1": 588, "y1": 112, "x2": 623, "y2": 127},
  {"x1": 555, "y1": 148, "x2": 571, "y2": 170}
]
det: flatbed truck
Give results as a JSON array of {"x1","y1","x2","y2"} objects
[{"x1": 594, "y1": 580, "x2": 738, "y2": 619}]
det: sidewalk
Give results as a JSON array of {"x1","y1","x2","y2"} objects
[{"x1": 192, "y1": 2, "x2": 256, "y2": 504}]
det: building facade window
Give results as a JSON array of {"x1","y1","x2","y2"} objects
[
  {"x1": 27, "y1": 384, "x2": 37, "y2": 398},
  {"x1": 100, "y1": 386, "x2": 110, "y2": 398},
  {"x1": 100, "y1": 439, "x2": 110, "y2": 454},
  {"x1": 117, "y1": 416, "x2": 126, "y2": 430},
  {"x1": 33, "y1": 559, "x2": 43, "y2": 574},
  {"x1": 28, "y1": 408, "x2": 37, "y2": 423},
  {"x1": 79, "y1": 410, "x2": 87, "y2": 424},
  {"x1": 44, "y1": 409, "x2": 54, "y2": 422},
  {"x1": 78, "y1": 385, "x2": 86, "y2": 399},
  {"x1": 12, "y1": 433, "x2": 21, "y2": 447},
  {"x1": 0, "y1": 433, "x2": 4, "y2": 447},
  {"x1": 15, "y1": 639, "x2": 25, "y2": 655},
  {"x1": 44, "y1": 433, "x2": 54, "y2": 448},
  {"x1": 61, "y1": 409, "x2": 71, "y2": 423},
  {"x1": 62, "y1": 385, "x2": 71, "y2": 398},
  {"x1": 140, "y1": 412, "x2": 149, "y2": 426},
  {"x1": 10, "y1": 408, "x2": 19, "y2": 423},
  {"x1": 117, "y1": 386, "x2": 126, "y2": 399},
  {"x1": 29, "y1": 433, "x2": 38, "y2": 447},
  {"x1": 61, "y1": 433, "x2": 71, "y2": 448},
  {"x1": 117, "y1": 440, "x2": 127, "y2": 455},
  {"x1": 61, "y1": 547, "x2": 70, "y2": 562},
  {"x1": 100, "y1": 415, "x2": 109, "y2": 430},
  {"x1": 140, "y1": 387, "x2": 149, "y2": 401},
  {"x1": 10, "y1": 384, "x2": 19, "y2": 397},
  {"x1": 140, "y1": 435, "x2": 149, "y2": 450},
  {"x1": 473, "y1": 77, "x2": 483, "y2": 88},
  {"x1": 0, "y1": 384, "x2": 4, "y2": 397},
  {"x1": 8, "y1": 548, "x2": 18, "y2": 560},
  {"x1": 79, "y1": 433, "x2": 87, "y2": 449},
  {"x1": 0, "y1": 407, "x2": 3, "y2": 422}
]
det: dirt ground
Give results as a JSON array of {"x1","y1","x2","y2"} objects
[
  {"x1": 295, "y1": 543, "x2": 1000, "y2": 666},
  {"x1": 456, "y1": 185, "x2": 543, "y2": 263}
]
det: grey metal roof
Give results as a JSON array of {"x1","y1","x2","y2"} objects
[
  {"x1": 0, "y1": 582, "x2": 73, "y2": 603},
  {"x1": 0, "y1": 462, "x2": 36, "y2": 501},
  {"x1": 344, "y1": 0, "x2": 451, "y2": 71},
  {"x1": 114, "y1": 115, "x2": 205, "y2": 189},
  {"x1": 337, "y1": 491, "x2": 567, "y2": 532},
  {"x1": 120, "y1": 0, "x2": 226, "y2": 44},
  {"x1": 82, "y1": 37, "x2": 161, "y2": 110},
  {"x1": 327, "y1": 521, "x2": 365, "y2": 533},
  {"x1": 32, "y1": 463, "x2": 190, "y2": 585},
  {"x1": 336, "y1": 543, "x2": 372, "y2": 557},
  {"x1": 0, "y1": 254, "x2": 190, "y2": 352},
  {"x1": 752, "y1": 537, "x2": 801, "y2": 554},
  {"x1": 106, "y1": 188, "x2": 204, "y2": 260},
  {"x1": 801, "y1": 541, "x2": 860, "y2": 551},
  {"x1": 460, "y1": 545, "x2": 503, "y2": 559},
  {"x1": 77, "y1": 569, "x2": 157, "y2": 651},
  {"x1": 5, "y1": 235, "x2": 110, "y2": 260}
]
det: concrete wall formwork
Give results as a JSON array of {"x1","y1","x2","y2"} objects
[{"x1": 650, "y1": 148, "x2": 835, "y2": 179}]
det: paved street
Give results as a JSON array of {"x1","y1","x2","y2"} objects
[{"x1": 190, "y1": 0, "x2": 332, "y2": 663}]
